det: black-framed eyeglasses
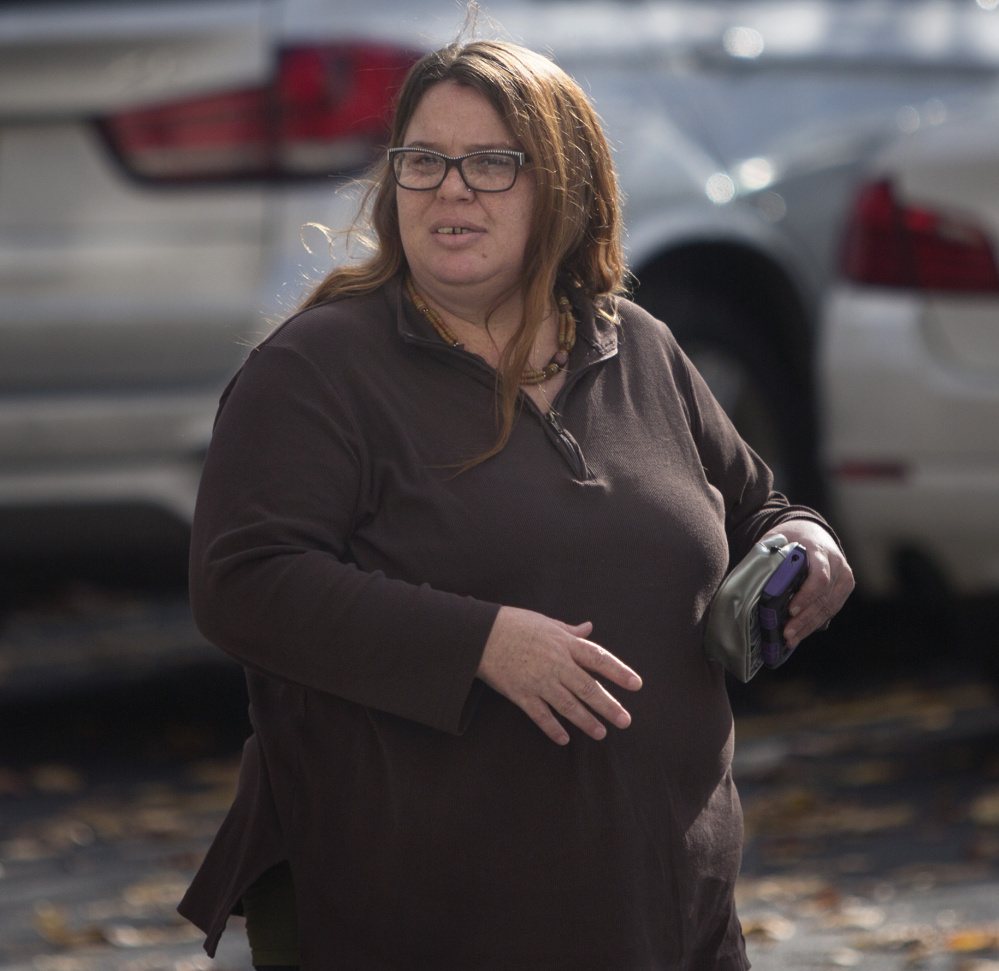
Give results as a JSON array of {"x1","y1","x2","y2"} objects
[{"x1": 387, "y1": 148, "x2": 529, "y2": 193}]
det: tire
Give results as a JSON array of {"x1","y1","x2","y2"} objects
[{"x1": 637, "y1": 284, "x2": 819, "y2": 505}]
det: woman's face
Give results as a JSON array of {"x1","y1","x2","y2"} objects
[{"x1": 396, "y1": 82, "x2": 536, "y2": 306}]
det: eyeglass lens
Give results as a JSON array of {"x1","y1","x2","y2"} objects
[{"x1": 392, "y1": 151, "x2": 520, "y2": 191}]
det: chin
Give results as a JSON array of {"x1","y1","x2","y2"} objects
[
  {"x1": 416, "y1": 266, "x2": 496, "y2": 291},
  {"x1": 421, "y1": 260, "x2": 521, "y2": 292}
]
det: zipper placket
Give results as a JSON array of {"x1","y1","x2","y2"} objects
[
  {"x1": 525, "y1": 348, "x2": 609, "y2": 479},
  {"x1": 541, "y1": 408, "x2": 589, "y2": 479},
  {"x1": 406, "y1": 326, "x2": 609, "y2": 479}
]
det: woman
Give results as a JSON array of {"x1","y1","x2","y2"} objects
[{"x1": 179, "y1": 38, "x2": 853, "y2": 970}]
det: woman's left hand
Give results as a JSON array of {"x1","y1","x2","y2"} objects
[{"x1": 762, "y1": 520, "x2": 855, "y2": 649}]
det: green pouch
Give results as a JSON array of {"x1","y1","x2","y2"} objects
[{"x1": 704, "y1": 534, "x2": 794, "y2": 683}]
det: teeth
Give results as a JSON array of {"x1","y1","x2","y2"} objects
[{"x1": 437, "y1": 227, "x2": 470, "y2": 234}]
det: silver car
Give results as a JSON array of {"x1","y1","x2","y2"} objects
[
  {"x1": 820, "y1": 85, "x2": 999, "y2": 596},
  {"x1": 2, "y1": 0, "x2": 998, "y2": 595}
]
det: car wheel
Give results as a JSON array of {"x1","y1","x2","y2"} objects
[{"x1": 636, "y1": 284, "x2": 816, "y2": 504}]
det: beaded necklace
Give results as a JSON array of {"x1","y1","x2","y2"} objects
[{"x1": 404, "y1": 275, "x2": 575, "y2": 385}]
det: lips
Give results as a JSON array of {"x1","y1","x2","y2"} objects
[{"x1": 431, "y1": 220, "x2": 484, "y2": 236}]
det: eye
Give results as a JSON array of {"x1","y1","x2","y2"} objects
[
  {"x1": 408, "y1": 152, "x2": 443, "y2": 168},
  {"x1": 475, "y1": 153, "x2": 515, "y2": 169}
]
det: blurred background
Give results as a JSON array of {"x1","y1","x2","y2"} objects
[{"x1": 1, "y1": 0, "x2": 999, "y2": 968}]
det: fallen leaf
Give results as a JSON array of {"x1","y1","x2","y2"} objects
[
  {"x1": 827, "y1": 947, "x2": 862, "y2": 967},
  {"x1": 796, "y1": 886, "x2": 846, "y2": 917},
  {"x1": 969, "y1": 790, "x2": 999, "y2": 827},
  {"x1": 852, "y1": 923, "x2": 941, "y2": 953},
  {"x1": 811, "y1": 802, "x2": 915, "y2": 836},
  {"x1": 132, "y1": 807, "x2": 187, "y2": 838},
  {"x1": 166, "y1": 850, "x2": 207, "y2": 870},
  {"x1": 735, "y1": 874, "x2": 833, "y2": 906},
  {"x1": 890, "y1": 862, "x2": 995, "y2": 889},
  {"x1": 737, "y1": 680, "x2": 996, "y2": 744},
  {"x1": 915, "y1": 704, "x2": 954, "y2": 731},
  {"x1": 40, "y1": 819, "x2": 96, "y2": 850},
  {"x1": 967, "y1": 832, "x2": 999, "y2": 861},
  {"x1": 3, "y1": 836, "x2": 50, "y2": 861},
  {"x1": 745, "y1": 788, "x2": 915, "y2": 838},
  {"x1": 76, "y1": 806, "x2": 129, "y2": 841},
  {"x1": 32, "y1": 902, "x2": 104, "y2": 947},
  {"x1": 173, "y1": 960, "x2": 213, "y2": 971},
  {"x1": 104, "y1": 922, "x2": 203, "y2": 947},
  {"x1": 29, "y1": 764, "x2": 85, "y2": 795},
  {"x1": 818, "y1": 903, "x2": 886, "y2": 931},
  {"x1": 185, "y1": 758, "x2": 240, "y2": 788},
  {"x1": 122, "y1": 872, "x2": 189, "y2": 911},
  {"x1": 32, "y1": 958, "x2": 97, "y2": 971},
  {"x1": 183, "y1": 788, "x2": 237, "y2": 814},
  {"x1": 947, "y1": 928, "x2": 999, "y2": 953},
  {"x1": 78, "y1": 898, "x2": 125, "y2": 922},
  {"x1": 741, "y1": 914, "x2": 796, "y2": 942},
  {"x1": 117, "y1": 956, "x2": 212, "y2": 971},
  {"x1": 836, "y1": 760, "x2": 898, "y2": 787}
]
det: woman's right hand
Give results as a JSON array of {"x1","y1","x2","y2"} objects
[{"x1": 476, "y1": 606, "x2": 643, "y2": 745}]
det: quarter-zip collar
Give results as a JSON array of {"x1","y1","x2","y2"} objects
[
  {"x1": 391, "y1": 273, "x2": 619, "y2": 374},
  {"x1": 391, "y1": 273, "x2": 617, "y2": 481}
]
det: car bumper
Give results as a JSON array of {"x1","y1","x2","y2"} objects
[
  {"x1": 0, "y1": 389, "x2": 218, "y2": 533},
  {"x1": 819, "y1": 285, "x2": 999, "y2": 596}
]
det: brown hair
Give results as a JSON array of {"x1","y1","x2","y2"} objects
[{"x1": 301, "y1": 39, "x2": 625, "y2": 464}]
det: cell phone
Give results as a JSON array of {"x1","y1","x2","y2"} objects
[{"x1": 758, "y1": 543, "x2": 809, "y2": 669}]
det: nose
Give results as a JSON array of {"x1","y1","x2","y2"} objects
[{"x1": 436, "y1": 162, "x2": 472, "y2": 199}]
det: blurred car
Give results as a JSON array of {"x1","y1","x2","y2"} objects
[
  {"x1": 2, "y1": 0, "x2": 999, "y2": 597},
  {"x1": 820, "y1": 86, "x2": 999, "y2": 596}
]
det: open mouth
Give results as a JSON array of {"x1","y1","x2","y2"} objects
[{"x1": 436, "y1": 227, "x2": 473, "y2": 235}]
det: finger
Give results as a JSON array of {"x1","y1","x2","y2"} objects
[
  {"x1": 794, "y1": 552, "x2": 854, "y2": 613},
  {"x1": 571, "y1": 639, "x2": 643, "y2": 691},
  {"x1": 522, "y1": 698, "x2": 572, "y2": 746},
  {"x1": 549, "y1": 683, "x2": 614, "y2": 740},
  {"x1": 788, "y1": 557, "x2": 832, "y2": 618},
  {"x1": 561, "y1": 668, "x2": 633, "y2": 729},
  {"x1": 784, "y1": 552, "x2": 836, "y2": 629},
  {"x1": 785, "y1": 574, "x2": 853, "y2": 646},
  {"x1": 560, "y1": 620, "x2": 594, "y2": 637},
  {"x1": 784, "y1": 608, "x2": 829, "y2": 648}
]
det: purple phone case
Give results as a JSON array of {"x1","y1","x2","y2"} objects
[{"x1": 758, "y1": 545, "x2": 808, "y2": 667}]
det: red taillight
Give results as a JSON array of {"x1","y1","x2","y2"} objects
[
  {"x1": 841, "y1": 179, "x2": 999, "y2": 292},
  {"x1": 98, "y1": 43, "x2": 420, "y2": 182}
]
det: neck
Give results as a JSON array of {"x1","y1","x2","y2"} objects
[
  {"x1": 406, "y1": 274, "x2": 570, "y2": 384},
  {"x1": 407, "y1": 273, "x2": 527, "y2": 341}
]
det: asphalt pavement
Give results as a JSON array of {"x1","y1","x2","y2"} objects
[{"x1": 0, "y1": 587, "x2": 997, "y2": 971}]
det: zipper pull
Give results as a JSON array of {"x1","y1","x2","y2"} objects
[{"x1": 543, "y1": 409, "x2": 588, "y2": 479}]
